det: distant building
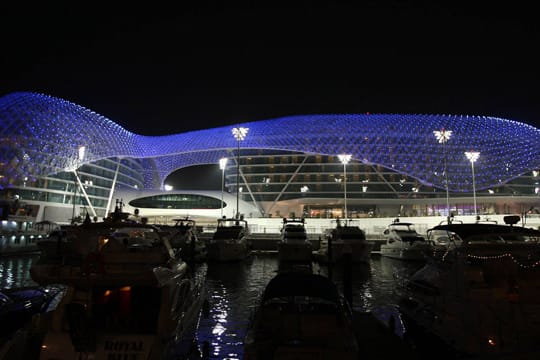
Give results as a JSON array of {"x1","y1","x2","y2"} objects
[{"x1": 1, "y1": 91, "x2": 540, "y2": 224}]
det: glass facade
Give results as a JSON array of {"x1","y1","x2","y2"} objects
[
  {"x1": 224, "y1": 150, "x2": 540, "y2": 218},
  {"x1": 129, "y1": 194, "x2": 223, "y2": 210},
  {"x1": 0, "y1": 157, "x2": 146, "y2": 220}
]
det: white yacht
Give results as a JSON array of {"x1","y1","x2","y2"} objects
[
  {"x1": 380, "y1": 219, "x2": 432, "y2": 261},
  {"x1": 314, "y1": 218, "x2": 372, "y2": 263},
  {"x1": 206, "y1": 217, "x2": 251, "y2": 262},
  {"x1": 277, "y1": 218, "x2": 313, "y2": 267}
]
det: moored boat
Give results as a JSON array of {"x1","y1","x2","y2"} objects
[
  {"x1": 26, "y1": 202, "x2": 207, "y2": 360},
  {"x1": 277, "y1": 218, "x2": 312, "y2": 262},
  {"x1": 206, "y1": 216, "x2": 251, "y2": 262},
  {"x1": 398, "y1": 215, "x2": 540, "y2": 358},
  {"x1": 314, "y1": 218, "x2": 372, "y2": 264},
  {"x1": 243, "y1": 271, "x2": 360, "y2": 359},
  {"x1": 159, "y1": 217, "x2": 207, "y2": 263},
  {"x1": 380, "y1": 219, "x2": 432, "y2": 261}
]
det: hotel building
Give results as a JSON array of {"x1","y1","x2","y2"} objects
[{"x1": 1, "y1": 92, "x2": 540, "y2": 225}]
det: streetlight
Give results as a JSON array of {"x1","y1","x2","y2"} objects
[
  {"x1": 465, "y1": 151, "x2": 480, "y2": 217},
  {"x1": 433, "y1": 128, "x2": 452, "y2": 222},
  {"x1": 338, "y1": 154, "x2": 352, "y2": 220},
  {"x1": 71, "y1": 145, "x2": 86, "y2": 223},
  {"x1": 219, "y1": 157, "x2": 228, "y2": 218},
  {"x1": 232, "y1": 127, "x2": 249, "y2": 219}
]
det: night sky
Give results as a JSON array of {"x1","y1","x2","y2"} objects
[{"x1": 2, "y1": 1, "x2": 538, "y2": 137}]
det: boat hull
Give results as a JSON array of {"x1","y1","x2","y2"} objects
[
  {"x1": 380, "y1": 244, "x2": 429, "y2": 261},
  {"x1": 206, "y1": 241, "x2": 250, "y2": 262},
  {"x1": 315, "y1": 241, "x2": 373, "y2": 263},
  {"x1": 277, "y1": 242, "x2": 312, "y2": 262},
  {"x1": 345, "y1": 241, "x2": 373, "y2": 262}
]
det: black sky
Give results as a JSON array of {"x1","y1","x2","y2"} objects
[{"x1": 1, "y1": 1, "x2": 539, "y2": 136}]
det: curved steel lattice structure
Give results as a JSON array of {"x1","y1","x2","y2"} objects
[{"x1": 2, "y1": 91, "x2": 540, "y2": 192}]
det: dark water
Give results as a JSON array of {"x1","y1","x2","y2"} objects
[
  {"x1": 197, "y1": 254, "x2": 423, "y2": 359},
  {"x1": 0, "y1": 253, "x2": 40, "y2": 288},
  {"x1": 0, "y1": 253, "x2": 423, "y2": 360}
]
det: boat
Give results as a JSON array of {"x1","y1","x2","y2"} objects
[
  {"x1": 277, "y1": 217, "x2": 312, "y2": 263},
  {"x1": 397, "y1": 215, "x2": 540, "y2": 358},
  {"x1": 26, "y1": 202, "x2": 208, "y2": 360},
  {"x1": 243, "y1": 271, "x2": 360, "y2": 359},
  {"x1": 314, "y1": 218, "x2": 373, "y2": 263},
  {"x1": 380, "y1": 219, "x2": 433, "y2": 261},
  {"x1": 424, "y1": 219, "x2": 465, "y2": 257},
  {"x1": 159, "y1": 217, "x2": 207, "y2": 263},
  {"x1": 206, "y1": 216, "x2": 251, "y2": 262}
]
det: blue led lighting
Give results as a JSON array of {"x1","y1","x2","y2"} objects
[{"x1": 1, "y1": 92, "x2": 540, "y2": 191}]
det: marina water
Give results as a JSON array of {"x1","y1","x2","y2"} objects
[{"x1": 1, "y1": 253, "x2": 423, "y2": 359}]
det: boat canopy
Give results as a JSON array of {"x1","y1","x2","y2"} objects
[{"x1": 430, "y1": 223, "x2": 540, "y2": 242}]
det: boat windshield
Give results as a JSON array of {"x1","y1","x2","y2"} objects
[
  {"x1": 394, "y1": 228, "x2": 418, "y2": 235},
  {"x1": 213, "y1": 226, "x2": 244, "y2": 240},
  {"x1": 111, "y1": 227, "x2": 160, "y2": 248},
  {"x1": 427, "y1": 229, "x2": 462, "y2": 246},
  {"x1": 283, "y1": 226, "x2": 306, "y2": 236},
  {"x1": 334, "y1": 227, "x2": 365, "y2": 240},
  {"x1": 466, "y1": 233, "x2": 538, "y2": 244},
  {"x1": 387, "y1": 222, "x2": 419, "y2": 234}
]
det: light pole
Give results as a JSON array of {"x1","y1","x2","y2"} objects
[
  {"x1": 219, "y1": 157, "x2": 228, "y2": 218},
  {"x1": 338, "y1": 154, "x2": 352, "y2": 221},
  {"x1": 465, "y1": 151, "x2": 480, "y2": 217},
  {"x1": 232, "y1": 127, "x2": 249, "y2": 219},
  {"x1": 433, "y1": 129, "x2": 452, "y2": 222},
  {"x1": 71, "y1": 145, "x2": 86, "y2": 223}
]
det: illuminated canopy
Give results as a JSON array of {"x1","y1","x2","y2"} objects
[{"x1": 1, "y1": 91, "x2": 540, "y2": 192}]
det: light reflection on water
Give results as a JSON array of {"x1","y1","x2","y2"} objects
[
  {"x1": 1, "y1": 253, "x2": 423, "y2": 359},
  {"x1": 198, "y1": 257, "x2": 276, "y2": 360},
  {"x1": 197, "y1": 254, "x2": 423, "y2": 359},
  {"x1": 0, "y1": 254, "x2": 39, "y2": 289}
]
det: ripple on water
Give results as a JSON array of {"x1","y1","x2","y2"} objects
[
  {"x1": 0, "y1": 254, "x2": 39, "y2": 289},
  {"x1": 2, "y1": 253, "x2": 422, "y2": 359},
  {"x1": 196, "y1": 254, "x2": 422, "y2": 358}
]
